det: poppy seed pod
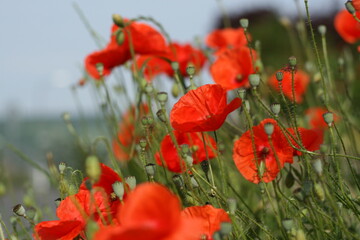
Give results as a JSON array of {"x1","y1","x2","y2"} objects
[
  {"x1": 145, "y1": 83, "x2": 154, "y2": 93},
  {"x1": 171, "y1": 83, "x2": 180, "y2": 98},
  {"x1": 276, "y1": 71, "x2": 283, "y2": 81},
  {"x1": 112, "y1": 14, "x2": 125, "y2": 28},
  {"x1": 171, "y1": 61, "x2": 179, "y2": 71},
  {"x1": 288, "y1": 56, "x2": 297, "y2": 67},
  {"x1": 157, "y1": 92, "x2": 168, "y2": 105},
  {"x1": 312, "y1": 159, "x2": 323, "y2": 176},
  {"x1": 95, "y1": 63, "x2": 104, "y2": 77},
  {"x1": 156, "y1": 109, "x2": 167, "y2": 123},
  {"x1": 112, "y1": 181, "x2": 125, "y2": 200},
  {"x1": 322, "y1": 112, "x2": 334, "y2": 126},
  {"x1": 85, "y1": 155, "x2": 101, "y2": 182},
  {"x1": 172, "y1": 174, "x2": 184, "y2": 189},
  {"x1": 249, "y1": 74, "x2": 260, "y2": 88},
  {"x1": 270, "y1": 103, "x2": 281, "y2": 116},
  {"x1": 13, "y1": 204, "x2": 26, "y2": 217},
  {"x1": 227, "y1": 198, "x2": 237, "y2": 215},
  {"x1": 282, "y1": 218, "x2": 294, "y2": 231},
  {"x1": 318, "y1": 25, "x2": 327, "y2": 35},
  {"x1": 58, "y1": 162, "x2": 66, "y2": 174},
  {"x1": 145, "y1": 163, "x2": 156, "y2": 177},
  {"x1": 125, "y1": 176, "x2": 136, "y2": 190},
  {"x1": 240, "y1": 18, "x2": 249, "y2": 29},
  {"x1": 190, "y1": 175, "x2": 199, "y2": 188},
  {"x1": 264, "y1": 122, "x2": 274, "y2": 136},
  {"x1": 139, "y1": 138, "x2": 147, "y2": 149},
  {"x1": 345, "y1": 1, "x2": 356, "y2": 14},
  {"x1": 186, "y1": 65, "x2": 196, "y2": 76},
  {"x1": 237, "y1": 88, "x2": 247, "y2": 100}
]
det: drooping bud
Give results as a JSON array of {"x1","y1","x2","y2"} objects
[
  {"x1": 125, "y1": 176, "x2": 136, "y2": 190},
  {"x1": 85, "y1": 155, "x2": 101, "y2": 183},
  {"x1": 276, "y1": 71, "x2": 283, "y2": 81},
  {"x1": 345, "y1": 1, "x2": 356, "y2": 14},
  {"x1": 145, "y1": 163, "x2": 156, "y2": 178},
  {"x1": 312, "y1": 159, "x2": 323, "y2": 176},
  {"x1": 157, "y1": 92, "x2": 168, "y2": 106},
  {"x1": 282, "y1": 218, "x2": 294, "y2": 231},
  {"x1": 156, "y1": 109, "x2": 167, "y2": 123},
  {"x1": 249, "y1": 74, "x2": 260, "y2": 88},
  {"x1": 270, "y1": 103, "x2": 281, "y2": 116},
  {"x1": 95, "y1": 63, "x2": 104, "y2": 77},
  {"x1": 54, "y1": 198, "x2": 62, "y2": 207},
  {"x1": 322, "y1": 112, "x2": 334, "y2": 126},
  {"x1": 318, "y1": 25, "x2": 327, "y2": 35},
  {"x1": 59, "y1": 162, "x2": 66, "y2": 175},
  {"x1": 264, "y1": 122, "x2": 274, "y2": 136},
  {"x1": 314, "y1": 183, "x2": 325, "y2": 202},
  {"x1": 13, "y1": 204, "x2": 26, "y2": 217},
  {"x1": 171, "y1": 62, "x2": 179, "y2": 71},
  {"x1": 237, "y1": 88, "x2": 247, "y2": 100},
  {"x1": 288, "y1": 56, "x2": 297, "y2": 67},
  {"x1": 115, "y1": 29, "x2": 125, "y2": 45},
  {"x1": 112, "y1": 14, "x2": 125, "y2": 28},
  {"x1": 227, "y1": 198, "x2": 237, "y2": 215},
  {"x1": 112, "y1": 181, "x2": 125, "y2": 200},
  {"x1": 239, "y1": 18, "x2": 249, "y2": 29}
]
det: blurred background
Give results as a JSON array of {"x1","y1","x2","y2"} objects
[{"x1": 0, "y1": 0, "x2": 347, "y2": 221}]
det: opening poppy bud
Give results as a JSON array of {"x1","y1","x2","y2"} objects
[
  {"x1": 190, "y1": 175, "x2": 199, "y2": 188},
  {"x1": 322, "y1": 112, "x2": 334, "y2": 126},
  {"x1": 293, "y1": 188, "x2": 304, "y2": 201},
  {"x1": 13, "y1": 204, "x2": 26, "y2": 217},
  {"x1": 249, "y1": 74, "x2": 260, "y2": 88},
  {"x1": 172, "y1": 174, "x2": 184, "y2": 189},
  {"x1": 270, "y1": 103, "x2": 281, "y2": 116},
  {"x1": 145, "y1": 163, "x2": 156, "y2": 177},
  {"x1": 264, "y1": 122, "x2": 274, "y2": 136},
  {"x1": 171, "y1": 83, "x2": 180, "y2": 98},
  {"x1": 54, "y1": 198, "x2": 62, "y2": 207},
  {"x1": 320, "y1": 144, "x2": 328, "y2": 154},
  {"x1": 220, "y1": 222, "x2": 232, "y2": 236},
  {"x1": 145, "y1": 83, "x2": 154, "y2": 93},
  {"x1": 95, "y1": 63, "x2": 104, "y2": 77},
  {"x1": 237, "y1": 88, "x2": 247, "y2": 100},
  {"x1": 171, "y1": 61, "x2": 179, "y2": 71},
  {"x1": 318, "y1": 25, "x2": 327, "y2": 35},
  {"x1": 312, "y1": 159, "x2": 323, "y2": 176},
  {"x1": 85, "y1": 155, "x2": 101, "y2": 183},
  {"x1": 156, "y1": 109, "x2": 167, "y2": 123},
  {"x1": 345, "y1": 1, "x2": 356, "y2": 14},
  {"x1": 227, "y1": 198, "x2": 237, "y2": 215},
  {"x1": 139, "y1": 138, "x2": 147, "y2": 149},
  {"x1": 125, "y1": 176, "x2": 136, "y2": 190},
  {"x1": 314, "y1": 183, "x2": 325, "y2": 201},
  {"x1": 112, "y1": 181, "x2": 125, "y2": 200},
  {"x1": 115, "y1": 30, "x2": 125, "y2": 45},
  {"x1": 186, "y1": 65, "x2": 196, "y2": 76},
  {"x1": 112, "y1": 14, "x2": 125, "y2": 28},
  {"x1": 288, "y1": 56, "x2": 297, "y2": 67},
  {"x1": 240, "y1": 18, "x2": 249, "y2": 28},
  {"x1": 157, "y1": 92, "x2": 168, "y2": 106},
  {"x1": 276, "y1": 71, "x2": 283, "y2": 81},
  {"x1": 58, "y1": 162, "x2": 66, "y2": 174},
  {"x1": 282, "y1": 218, "x2": 294, "y2": 231}
]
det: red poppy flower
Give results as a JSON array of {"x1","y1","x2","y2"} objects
[
  {"x1": 155, "y1": 131, "x2": 217, "y2": 173},
  {"x1": 94, "y1": 183, "x2": 204, "y2": 240},
  {"x1": 305, "y1": 107, "x2": 339, "y2": 129},
  {"x1": 269, "y1": 69, "x2": 310, "y2": 104},
  {"x1": 112, "y1": 104, "x2": 149, "y2": 161},
  {"x1": 136, "y1": 42, "x2": 206, "y2": 80},
  {"x1": 334, "y1": 10, "x2": 360, "y2": 44},
  {"x1": 34, "y1": 164, "x2": 122, "y2": 240},
  {"x1": 170, "y1": 84, "x2": 242, "y2": 132},
  {"x1": 182, "y1": 205, "x2": 231, "y2": 240},
  {"x1": 206, "y1": 28, "x2": 248, "y2": 50},
  {"x1": 85, "y1": 21, "x2": 167, "y2": 79},
  {"x1": 287, "y1": 128, "x2": 324, "y2": 156},
  {"x1": 210, "y1": 47, "x2": 255, "y2": 90},
  {"x1": 354, "y1": 0, "x2": 360, "y2": 12},
  {"x1": 233, "y1": 119, "x2": 293, "y2": 183}
]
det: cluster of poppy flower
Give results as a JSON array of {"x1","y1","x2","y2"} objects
[{"x1": 34, "y1": 164, "x2": 230, "y2": 240}]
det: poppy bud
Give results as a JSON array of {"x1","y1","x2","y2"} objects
[
  {"x1": 185, "y1": 155, "x2": 194, "y2": 166},
  {"x1": 276, "y1": 71, "x2": 283, "y2": 81},
  {"x1": 227, "y1": 198, "x2": 237, "y2": 215},
  {"x1": 172, "y1": 174, "x2": 184, "y2": 189},
  {"x1": 314, "y1": 183, "x2": 325, "y2": 201},
  {"x1": 54, "y1": 198, "x2": 62, "y2": 207},
  {"x1": 112, "y1": 14, "x2": 125, "y2": 28},
  {"x1": 288, "y1": 56, "x2": 297, "y2": 67},
  {"x1": 293, "y1": 188, "x2": 304, "y2": 201},
  {"x1": 345, "y1": 1, "x2": 356, "y2": 14},
  {"x1": 181, "y1": 144, "x2": 190, "y2": 155},
  {"x1": 240, "y1": 18, "x2": 249, "y2": 28},
  {"x1": 58, "y1": 162, "x2": 66, "y2": 175},
  {"x1": 322, "y1": 112, "x2": 334, "y2": 126},
  {"x1": 282, "y1": 218, "x2": 294, "y2": 231},
  {"x1": 171, "y1": 83, "x2": 180, "y2": 98},
  {"x1": 244, "y1": 100, "x2": 250, "y2": 111},
  {"x1": 249, "y1": 74, "x2": 260, "y2": 88},
  {"x1": 295, "y1": 229, "x2": 306, "y2": 240},
  {"x1": 264, "y1": 122, "x2": 274, "y2": 136},
  {"x1": 145, "y1": 163, "x2": 156, "y2": 177},
  {"x1": 270, "y1": 103, "x2": 281, "y2": 116},
  {"x1": 186, "y1": 65, "x2": 196, "y2": 76},
  {"x1": 145, "y1": 83, "x2": 154, "y2": 93},
  {"x1": 320, "y1": 144, "x2": 328, "y2": 154},
  {"x1": 95, "y1": 63, "x2": 104, "y2": 77},
  {"x1": 147, "y1": 116, "x2": 154, "y2": 125},
  {"x1": 312, "y1": 159, "x2": 323, "y2": 176},
  {"x1": 318, "y1": 25, "x2": 326, "y2": 35},
  {"x1": 13, "y1": 204, "x2": 26, "y2": 217},
  {"x1": 115, "y1": 30, "x2": 125, "y2": 45},
  {"x1": 237, "y1": 88, "x2": 247, "y2": 100},
  {"x1": 171, "y1": 61, "x2": 179, "y2": 71},
  {"x1": 220, "y1": 222, "x2": 232, "y2": 236},
  {"x1": 157, "y1": 92, "x2": 168, "y2": 106},
  {"x1": 190, "y1": 175, "x2": 199, "y2": 188},
  {"x1": 156, "y1": 109, "x2": 167, "y2": 123},
  {"x1": 125, "y1": 176, "x2": 136, "y2": 190},
  {"x1": 85, "y1": 155, "x2": 101, "y2": 183},
  {"x1": 112, "y1": 181, "x2": 125, "y2": 200},
  {"x1": 139, "y1": 138, "x2": 147, "y2": 149}
]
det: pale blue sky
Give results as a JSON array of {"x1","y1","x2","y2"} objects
[{"x1": 0, "y1": 0, "x2": 342, "y2": 118}]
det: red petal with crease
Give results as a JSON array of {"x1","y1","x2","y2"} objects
[{"x1": 34, "y1": 220, "x2": 83, "y2": 240}]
